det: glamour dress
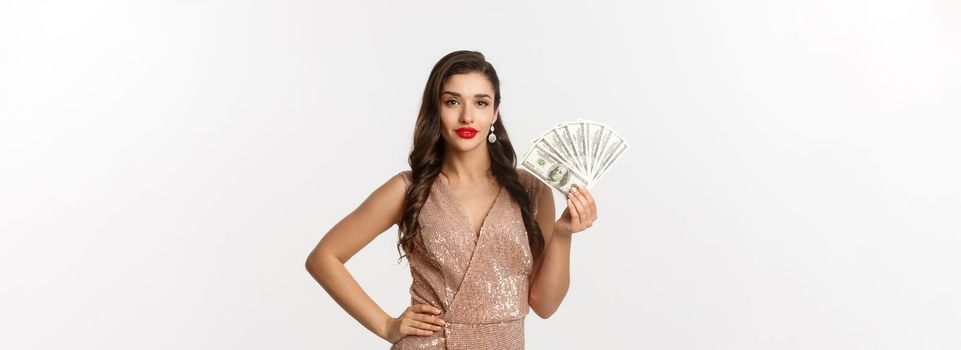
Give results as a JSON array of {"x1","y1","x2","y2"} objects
[{"x1": 390, "y1": 169, "x2": 545, "y2": 350}]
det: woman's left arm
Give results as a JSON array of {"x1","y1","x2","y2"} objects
[{"x1": 528, "y1": 184, "x2": 597, "y2": 319}]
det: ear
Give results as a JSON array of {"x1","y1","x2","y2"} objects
[{"x1": 493, "y1": 107, "x2": 499, "y2": 125}]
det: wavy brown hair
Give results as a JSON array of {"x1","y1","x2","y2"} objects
[{"x1": 397, "y1": 50, "x2": 544, "y2": 263}]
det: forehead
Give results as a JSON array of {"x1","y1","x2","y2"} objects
[{"x1": 442, "y1": 72, "x2": 494, "y2": 95}]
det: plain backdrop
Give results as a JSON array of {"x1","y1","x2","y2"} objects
[{"x1": 1, "y1": 0, "x2": 959, "y2": 349}]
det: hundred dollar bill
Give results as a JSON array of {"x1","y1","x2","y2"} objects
[
  {"x1": 589, "y1": 121, "x2": 616, "y2": 179},
  {"x1": 553, "y1": 123, "x2": 585, "y2": 176},
  {"x1": 549, "y1": 129, "x2": 579, "y2": 171},
  {"x1": 592, "y1": 131, "x2": 629, "y2": 184},
  {"x1": 533, "y1": 133, "x2": 589, "y2": 180},
  {"x1": 573, "y1": 122, "x2": 588, "y2": 175},
  {"x1": 558, "y1": 122, "x2": 587, "y2": 175},
  {"x1": 586, "y1": 120, "x2": 607, "y2": 176},
  {"x1": 521, "y1": 144, "x2": 592, "y2": 194}
]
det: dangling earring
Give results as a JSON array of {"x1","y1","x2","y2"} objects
[{"x1": 488, "y1": 124, "x2": 497, "y2": 143}]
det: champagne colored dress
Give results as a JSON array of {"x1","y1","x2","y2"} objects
[{"x1": 390, "y1": 169, "x2": 544, "y2": 350}]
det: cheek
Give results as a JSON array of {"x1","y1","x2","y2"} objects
[
  {"x1": 477, "y1": 106, "x2": 495, "y2": 120},
  {"x1": 438, "y1": 109, "x2": 459, "y2": 127}
]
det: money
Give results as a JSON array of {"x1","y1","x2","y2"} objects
[
  {"x1": 522, "y1": 118, "x2": 629, "y2": 194},
  {"x1": 521, "y1": 144, "x2": 591, "y2": 194}
]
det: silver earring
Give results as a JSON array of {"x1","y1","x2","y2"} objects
[{"x1": 488, "y1": 124, "x2": 497, "y2": 143}]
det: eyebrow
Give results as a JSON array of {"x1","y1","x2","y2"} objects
[{"x1": 441, "y1": 91, "x2": 492, "y2": 99}]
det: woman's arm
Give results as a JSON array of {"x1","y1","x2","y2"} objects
[
  {"x1": 528, "y1": 184, "x2": 597, "y2": 319},
  {"x1": 304, "y1": 173, "x2": 407, "y2": 341}
]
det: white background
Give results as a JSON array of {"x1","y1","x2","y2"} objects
[{"x1": 2, "y1": 0, "x2": 959, "y2": 349}]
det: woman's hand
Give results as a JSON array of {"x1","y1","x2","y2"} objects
[
  {"x1": 554, "y1": 184, "x2": 597, "y2": 237},
  {"x1": 383, "y1": 304, "x2": 446, "y2": 344}
]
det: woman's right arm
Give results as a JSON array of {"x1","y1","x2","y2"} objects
[{"x1": 304, "y1": 172, "x2": 444, "y2": 343}]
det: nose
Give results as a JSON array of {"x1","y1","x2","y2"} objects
[{"x1": 458, "y1": 104, "x2": 474, "y2": 124}]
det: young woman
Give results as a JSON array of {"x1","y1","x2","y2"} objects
[{"x1": 305, "y1": 50, "x2": 598, "y2": 349}]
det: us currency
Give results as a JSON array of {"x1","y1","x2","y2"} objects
[
  {"x1": 555, "y1": 123, "x2": 586, "y2": 176},
  {"x1": 533, "y1": 129, "x2": 577, "y2": 169},
  {"x1": 586, "y1": 120, "x2": 607, "y2": 176},
  {"x1": 588, "y1": 121, "x2": 617, "y2": 179},
  {"x1": 521, "y1": 144, "x2": 591, "y2": 194},
  {"x1": 591, "y1": 131, "x2": 629, "y2": 184},
  {"x1": 533, "y1": 136, "x2": 589, "y2": 181},
  {"x1": 559, "y1": 122, "x2": 587, "y2": 175},
  {"x1": 575, "y1": 122, "x2": 588, "y2": 175}
]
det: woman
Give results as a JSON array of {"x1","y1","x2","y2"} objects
[{"x1": 305, "y1": 50, "x2": 598, "y2": 349}]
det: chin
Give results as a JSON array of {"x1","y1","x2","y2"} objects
[{"x1": 445, "y1": 136, "x2": 485, "y2": 153}]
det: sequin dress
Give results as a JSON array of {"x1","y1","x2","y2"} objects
[{"x1": 390, "y1": 169, "x2": 544, "y2": 350}]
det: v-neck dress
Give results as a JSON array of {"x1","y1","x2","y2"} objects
[{"x1": 391, "y1": 169, "x2": 544, "y2": 350}]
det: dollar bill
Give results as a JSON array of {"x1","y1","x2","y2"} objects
[
  {"x1": 586, "y1": 120, "x2": 606, "y2": 175},
  {"x1": 533, "y1": 137, "x2": 590, "y2": 181},
  {"x1": 592, "y1": 141, "x2": 628, "y2": 184},
  {"x1": 555, "y1": 123, "x2": 585, "y2": 176},
  {"x1": 521, "y1": 144, "x2": 591, "y2": 194},
  {"x1": 597, "y1": 123, "x2": 629, "y2": 181},
  {"x1": 523, "y1": 118, "x2": 628, "y2": 193}
]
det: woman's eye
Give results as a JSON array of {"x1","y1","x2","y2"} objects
[
  {"x1": 476, "y1": 101, "x2": 488, "y2": 107},
  {"x1": 446, "y1": 99, "x2": 459, "y2": 106}
]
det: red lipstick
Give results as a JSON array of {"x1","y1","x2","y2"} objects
[{"x1": 455, "y1": 127, "x2": 477, "y2": 139}]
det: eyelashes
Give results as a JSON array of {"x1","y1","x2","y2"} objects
[{"x1": 444, "y1": 99, "x2": 489, "y2": 107}]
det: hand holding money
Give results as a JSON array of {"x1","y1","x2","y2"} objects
[
  {"x1": 554, "y1": 184, "x2": 597, "y2": 237},
  {"x1": 521, "y1": 118, "x2": 629, "y2": 196}
]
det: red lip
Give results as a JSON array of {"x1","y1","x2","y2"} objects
[{"x1": 455, "y1": 127, "x2": 477, "y2": 139}]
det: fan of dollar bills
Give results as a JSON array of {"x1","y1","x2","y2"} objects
[{"x1": 521, "y1": 118, "x2": 629, "y2": 194}]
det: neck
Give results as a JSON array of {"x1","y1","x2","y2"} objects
[{"x1": 441, "y1": 143, "x2": 493, "y2": 182}]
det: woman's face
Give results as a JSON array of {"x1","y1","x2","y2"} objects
[{"x1": 438, "y1": 72, "x2": 498, "y2": 153}]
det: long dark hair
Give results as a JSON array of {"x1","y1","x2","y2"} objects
[{"x1": 397, "y1": 50, "x2": 544, "y2": 263}]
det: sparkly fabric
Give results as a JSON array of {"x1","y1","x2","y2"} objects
[{"x1": 391, "y1": 169, "x2": 544, "y2": 350}]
